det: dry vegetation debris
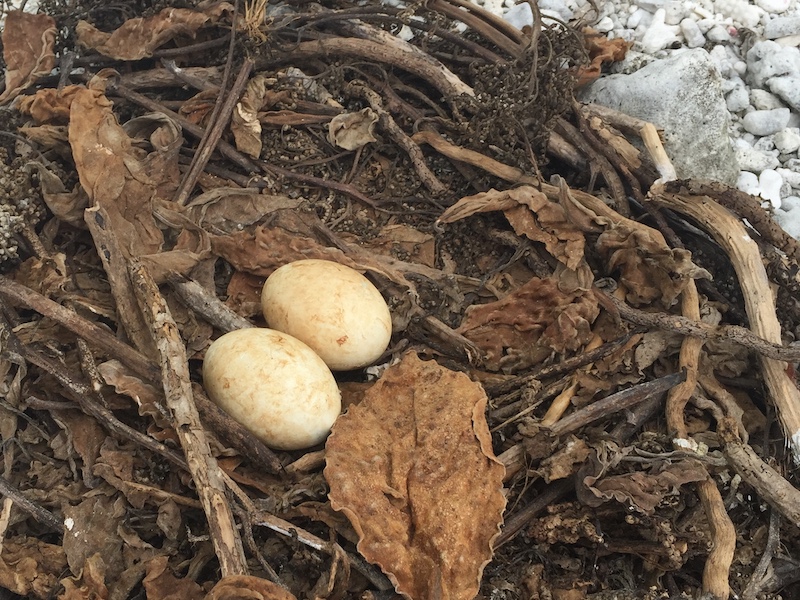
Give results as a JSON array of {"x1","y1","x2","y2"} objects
[{"x1": 0, "y1": 1, "x2": 799, "y2": 599}]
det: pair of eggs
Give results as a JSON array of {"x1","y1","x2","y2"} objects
[{"x1": 202, "y1": 260, "x2": 392, "y2": 450}]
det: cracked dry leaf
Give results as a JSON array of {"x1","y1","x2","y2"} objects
[
  {"x1": 76, "y1": 4, "x2": 233, "y2": 61},
  {"x1": 0, "y1": 537, "x2": 67, "y2": 599},
  {"x1": 325, "y1": 352, "x2": 506, "y2": 600},
  {"x1": 439, "y1": 186, "x2": 586, "y2": 272},
  {"x1": 0, "y1": 11, "x2": 56, "y2": 105},
  {"x1": 458, "y1": 276, "x2": 599, "y2": 372},
  {"x1": 328, "y1": 108, "x2": 378, "y2": 150}
]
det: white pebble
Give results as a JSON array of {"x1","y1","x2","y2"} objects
[
  {"x1": 736, "y1": 145, "x2": 782, "y2": 172},
  {"x1": 733, "y1": 60, "x2": 747, "y2": 76},
  {"x1": 760, "y1": 169, "x2": 784, "y2": 208},
  {"x1": 750, "y1": 88, "x2": 786, "y2": 110},
  {"x1": 681, "y1": 18, "x2": 706, "y2": 47},
  {"x1": 595, "y1": 16, "x2": 615, "y2": 32},
  {"x1": 742, "y1": 107, "x2": 792, "y2": 135},
  {"x1": 664, "y1": 0, "x2": 684, "y2": 25},
  {"x1": 765, "y1": 15, "x2": 800, "y2": 39},
  {"x1": 768, "y1": 75, "x2": 800, "y2": 111},
  {"x1": 738, "y1": 171, "x2": 761, "y2": 195},
  {"x1": 726, "y1": 86, "x2": 751, "y2": 112},
  {"x1": 640, "y1": 9, "x2": 681, "y2": 52},
  {"x1": 777, "y1": 167, "x2": 800, "y2": 188},
  {"x1": 756, "y1": 0, "x2": 791, "y2": 12},
  {"x1": 775, "y1": 129, "x2": 800, "y2": 153}
]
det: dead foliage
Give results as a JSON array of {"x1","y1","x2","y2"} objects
[{"x1": 0, "y1": 1, "x2": 799, "y2": 600}]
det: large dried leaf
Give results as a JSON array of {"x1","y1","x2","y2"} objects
[
  {"x1": 325, "y1": 352, "x2": 505, "y2": 600},
  {"x1": 205, "y1": 575, "x2": 298, "y2": 600},
  {"x1": 327, "y1": 108, "x2": 378, "y2": 150},
  {"x1": 458, "y1": 276, "x2": 599, "y2": 372},
  {"x1": 185, "y1": 187, "x2": 303, "y2": 233},
  {"x1": 143, "y1": 555, "x2": 204, "y2": 600},
  {"x1": 0, "y1": 11, "x2": 56, "y2": 104},
  {"x1": 439, "y1": 186, "x2": 586, "y2": 272},
  {"x1": 231, "y1": 75, "x2": 269, "y2": 158},
  {"x1": 76, "y1": 4, "x2": 232, "y2": 61}
]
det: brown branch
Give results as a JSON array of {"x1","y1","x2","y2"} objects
[
  {"x1": 128, "y1": 259, "x2": 249, "y2": 577},
  {"x1": 0, "y1": 474, "x2": 62, "y2": 532},
  {"x1": 718, "y1": 417, "x2": 800, "y2": 527},
  {"x1": 697, "y1": 473, "x2": 736, "y2": 600},
  {"x1": 595, "y1": 284, "x2": 800, "y2": 362},
  {"x1": 653, "y1": 190, "x2": 800, "y2": 463}
]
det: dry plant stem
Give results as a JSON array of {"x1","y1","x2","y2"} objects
[
  {"x1": 640, "y1": 122, "x2": 677, "y2": 182},
  {"x1": 428, "y1": 0, "x2": 522, "y2": 58},
  {"x1": 582, "y1": 103, "x2": 664, "y2": 141},
  {"x1": 8, "y1": 338, "x2": 188, "y2": 471},
  {"x1": 347, "y1": 81, "x2": 448, "y2": 195},
  {"x1": 549, "y1": 371, "x2": 686, "y2": 437},
  {"x1": 174, "y1": 58, "x2": 254, "y2": 206},
  {"x1": 0, "y1": 273, "x2": 283, "y2": 473},
  {"x1": 267, "y1": 37, "x2": 474, "y2": 98},
  {"x1": 541, "y1": 333, "x2": 603, "y2": 426},
  {"x1": 438, "y1": 0, "x2": 525, "y2": 45},
  {"x1": 666, "y1": 280, "x2": 702, "y2": 441},
  {"x1": 84, "y1": 205, "x2": 158, "y2": 358},
  {"x1": 0, "y1": 275, "x2": 160, "y2": 382},
  {"x1": 697, "y1": 474, "x2": 736, "y2": 600},
  {"x1": 595, "y1": 285, "x2": 800, "y2": 362},
  {"x1": 655, "y1": 191, "x2": 800, "y2": 462},
  {"x1": 0, "y1": 474, "x2": 62, "y2": 532},
  {"x1": 128, "y1": 260, "x2": 248, "y2": 577},
  {"x1": 547, "y1": 131, "x2": 588, "y2": 172},
  {"x1": 741, "y1": 508, "x2": 781, "y2": 600},
  {"x1": 495, "y1": 479, "x2": 574, "y2": 547},
  {"x1": 158, "y1": 60, "x2": 221, "y2": 93},
  {"x1": 718, "y1": 417, "x2": 800, "y2": 525},
  {"x1": 168, "y1": 275, "x2": 254, "y2": 333}
]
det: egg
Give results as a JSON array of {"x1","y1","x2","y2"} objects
[
  {"x1": 261, "y1": 259, "x2": 392, "y2": 371},
  {"x1": 202, "y1": 328, "x2": 341, "y2": 451}
]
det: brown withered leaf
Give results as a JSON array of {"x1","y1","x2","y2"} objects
[
  {"x1": 325, "y1": 352, "x2": 505, "y2": 600},
  {"x1": 205, "y1": 575, "x2": 298, "y2": 600},
  {"x1": 59, "y1": 553, "x2": 108, "y2": 600},
  {"x1": 69, "y1": 81, "x2": 182, "y2": 258},
  {"x1": 327, "y1": 108, "x2": 378, "y2": 150},
  {"x1": 185, "y1": 187, "x2": 303, "y2": 233},
  {"x1": 458, "y1": 276, "x2": 599, "y2": 372},
  {"x1": 575, "y1": 28, "x2": 630, "y2": 87},
  {"x1": 17, "y1": 85, "x2": 83, "y2": 124},
  {"x1": 0, "y1": 537, "x2": 67, "y2": 599},
  {"x1": 62, "y1": 495, "x2": 126, "y2": 582},
  {"x1": 76, "y1": 4, "x2": 232, "y2": 61},
  {"x1": 439, "y1": 186, "x2": 586, "y2": 272},
  {"x1": 231, "y1": 74, "x2": 269, "y2": 158},
  {"x1": 0, "y1": 11, "x2": 56, "y2": 104},
  {"x1": 143, "y1": 555, "x2": 205, "y2": 600},
  {"x1": 576, "y1": 443, "x2": 707, "y2": 514}
]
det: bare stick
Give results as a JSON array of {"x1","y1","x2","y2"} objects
[
  {"x1": 654, "y1": 190, "x2": 800, "y2": 463},
  {"x1": 168, "y1": 275, "x2": 254, "y2": 333},
  {"x1": 0, "y1": 475, "x2": 62, "y2": 532},
  {"x1": 718, "y1": 417, "x2": 800, "y2": 525},
  {"x1": 697, "y1": 474, "x2": 736, "y2": 600},
  {"x1": 174, "y1": 58, "x2": 255, "y2": 206},
  {"x1": 666, "y1": 281, "x2": 702, "y2": 442},
  {"x1": 128, "y1": 259, "x2": 248, "y2": 577}
]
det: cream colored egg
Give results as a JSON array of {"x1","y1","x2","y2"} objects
[
  {"x1": 202, "y1": 328, "x2": 341, "y2": 451},
  {"x1": 262, "y1": 259, "x2": 392, "y2": 371}
]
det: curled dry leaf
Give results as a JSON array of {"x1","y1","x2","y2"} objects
[
  {"x1": 576, "y1": 442, "x2": 708, "y2": 514},
  {"x1": 575, "y1": 28, "x2": 630, "y2": 87},
  {"x1": 458, "y1": 276, "x2": 599, "y2": 372},
  {"x1": 204, "y1": 575, "x2": 298, "y2": 600},
  {"x1": 0, "y1": 11, "x2": 57, "y2": 105},
  {"x1": 325, "y1": 352, "x2": 506, "y2": 600},
  {"x1": 76, "y1": 4, "x2": 233, "y2": 61},
  {"x1": 439, "y1": 186, "x2": 586, "y2": 272},
  {"x1": 0, "y1": 537, "x2": 67, "y2": 599},
  {"x1": 143, "y1": 555, "x2": 205, "y2": 600},
  {"x1": 327, "y1": 108, "x2": 379, "y2": 150},
  {"x1": 231, "y1": 75, "x2": 269, "y2": 159}
]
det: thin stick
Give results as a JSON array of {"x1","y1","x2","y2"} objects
[
  {"x1": 0, "y1": 475, "x2": 62, "y2": 532},
  {"x1": 128, "y1": 259, "x2": 248, "y2": 577},
  {"x1": 174, "y1": 58, "x2": 255, "y2": 205},
  {"x1": 666, "y1": 281, "x2": 702, "y2": 441}
]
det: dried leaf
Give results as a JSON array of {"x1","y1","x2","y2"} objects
[
  {"x1": 0, "y1": 537, "x2": 67, "y2": 598},
  {"x1": 458, "y1": 276, "x2": 599, "y2": 372},
  {"x1": 327, "y1": 108, "x2": 378, "y2": 151},
  {"x1": 231, "y1": 75, "x2": 269, "y2": 158},
  {"x1": 439, "y1": 186, "x2": 586, "y2": 272},
  {"x1": 205, "y1": 575, "x2": 298, "y2": 600},
  {"x1": 69, "y1": 86, "x2": 182, "y2": 258},
  {"x1": 76, "y1": 5, "x2": 232, "y2": 61},
  {"x1": 17, "y1": 85, "x2": 83, "y2": 124},
  {"x1": 185, "y1": 187, "x2": 303, "y2": 233},
  {"x1": 0, "y1": 11, "x2": 57, "y2": 104},
  {"x1": 62, "y1": 495, "x2": 126, "y2": 581},
  {"x1": 325, "y1": 352, "x2": 505, "y2": 600},
  {"x1": 575, "y1": 28, "x2": 630, "y2": 87},
  {"x1": 143, "y1": 555, "x2": 205, "y2": 600},
  {"x1": 537, "y1": 436, "x2": 591, "y2": 483},
  {"x1": 577, "y1": 444, "x2": 707, "y2": 514},
  {"x1": 59, "y1": 552, "x2": 109, "y2": 600}
]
